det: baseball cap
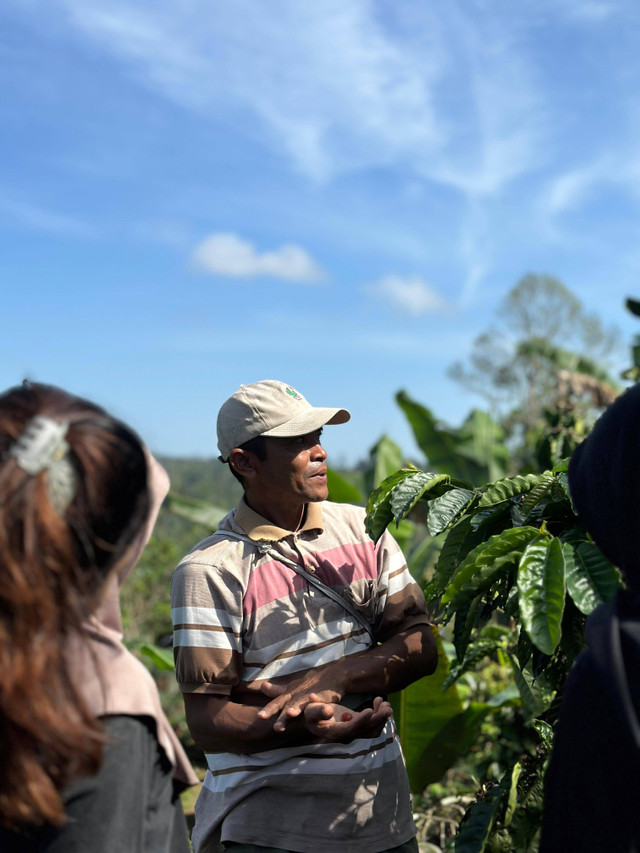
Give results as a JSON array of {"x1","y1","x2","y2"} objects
[{"x1": 217, "y1": 380, "x2": 350, "y2": 461}]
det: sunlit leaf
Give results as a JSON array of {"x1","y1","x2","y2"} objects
[
  {"x1": 532, "y1": 720, "x2": 553, "y2": 750},
  {"x1": 365, "y1": 468, "x2": 416, "y2": 542},
  {"x1": 519, "y1": 477, "x2": 554, "y2": 519},
  {"x1": 517, "y1": 536, "x2": 566, "y2": 656},
  {"x1": 390, "y1": 472, "x2": 449, "y2": 522},
  {"x1": 442, "y1": 527, "x2": 540, "y2": 607},
  {"x1": 427, "y1": 487, "x2": 476, "y2": 536},
  {"x1": 478, "y1": 474, "x2": 548, "y2": 508},
  {"x1": 425, "y1": 516, "x2": 474, "y2": 602}
]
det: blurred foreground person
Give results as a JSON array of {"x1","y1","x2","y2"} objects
[
  {"x1": 0, "y1": 382, "x2": 197, "y2": 853},
  {"x1": 540, "y1": 384, "x2": 640, "y2": 852}
]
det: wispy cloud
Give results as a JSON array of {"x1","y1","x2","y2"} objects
[
  {"x1": 191, "y1": 232, "x2": 325, "y2": 282},
  {"x1": 41, "y1": 0, "x2": 546, "y2": 194},
  {"x1": 544, "y1": 151, "x2": 640, "y2": 216},
  {"x1": 366, "y1": 274, "x2": 448, "y2": 316},
  {"x1": 0, "y1": 197, "x2": 97, "y2": 238}
]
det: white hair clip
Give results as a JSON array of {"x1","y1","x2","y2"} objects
[{"x1": 9, "y1": 416, "x2": 77, "y2": 514}]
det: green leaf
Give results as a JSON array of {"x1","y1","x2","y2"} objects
[
  {"x1": 504, "y1": 762, "x2": 522, "y2": 827},
  {"x1": 455, "y1": 409, "x2": 510, "y2": 482},
  {"x1": 442, "y1": 527, "x2": 540, "y2": 607},
  {"x1": 364, "y1": 434, "x2": 404, "y2": 494},
  {"x1": 427, "y1": 487, "x2": 476, "y2": 536},
  {"x1": 396, "y1": 391, "x2": 463, "y2": 473},
  {"x1": 552, "y1": 457, "x2": 570, "y2": 474},
  {"x1": 444, "y1": 637, "x2": 502, "y2": 691},
  {"x1": 565, "y1": 540, "x2": 622, "y2": 614},
  {"x1": 519, "y1": 476, "x2": 554, "y2": 519},
  {"x1": 454, "y1": 782, "x2": 504, "y2": 853},
  {"x1": 453, "y1": 595, "x2": 485, "y2": 660},
  {"x1": 390, "y1": 628, "x2": 492, "y2": 792},
  {"x1": 532, "y1": 719, "x2": 553, "y2": 749},
  {"x1": 389, "y1": 472, "x2": 450, "y2": 521},
  {"x1": 390, "y1": 518, "x2": 415, "y2": 556},
  {"x1": 426, "y1": 516, "x2": 474, "y2": 602},
  {"x1": 165, "y1": 492, "x2": 228, "y2": 529},
  {"x1": 139, "y1": 643, "x2": 175, "y2": 671},
  {"x1": 406, "y1": 532, "x2": 443, "y2": 584},
  {"x1": 478, "y1": 474, "x2": 548, "y2": 508},
  {"x1": 326, "y1": 467, "x2": 363, "y2": 505},
  {"x1": 507, "y1": 654, "x2": 546, "y2": 719},
  {"x1": 517, "y1": 536, "x2": 566, "y2": 656},
  {"x1": 395, "y1": 391, "x2": 492, "y2": 484},
  {"x1": 365, "y1": 468, "x2": 416, "y2": 542}
]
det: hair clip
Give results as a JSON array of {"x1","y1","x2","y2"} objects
[{"x1": 9, "y1": 416, "x2": 77, "y2": 514}]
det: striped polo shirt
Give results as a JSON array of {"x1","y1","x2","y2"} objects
[{"x1": 171, "y1": 498, "x2": 430, "y2": 853}]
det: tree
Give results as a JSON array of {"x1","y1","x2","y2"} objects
[{"x1": 448, "y1": 275, "x2": 620, "y2": 447}]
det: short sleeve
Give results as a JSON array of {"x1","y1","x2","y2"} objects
[
  {"x1": 373, "y1": 529, "x2": 432, "y2": 643},
  {"x1": 170, "y1": 560, "x2": 244, "y2": 695}
]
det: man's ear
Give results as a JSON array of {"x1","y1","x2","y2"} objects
[{"x1": 229, "y1": 448, "x2": 258, "y2": 480}]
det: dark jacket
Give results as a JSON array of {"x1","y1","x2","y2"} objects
[{"x1": 541, "y1": 384, "x2": 640, "y2": 852}]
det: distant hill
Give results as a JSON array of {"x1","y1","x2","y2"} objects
[{"x1": 158, "y1": 455, "x2": 242, "y2": 507}]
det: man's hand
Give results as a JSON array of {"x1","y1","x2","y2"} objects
[
  {"x1": 257, "y1": 670, "x2": 346, "y2": 732},
  {"x1": 303, "y1": 695, "x2": 392, "y2": 743},
  {"x1": 258, "y1": 625, "x2": 437, "y2": 733}
]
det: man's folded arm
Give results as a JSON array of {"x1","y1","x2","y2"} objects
[{"x1": 259, "y1": 623, "x2": 438, "y2": 730}]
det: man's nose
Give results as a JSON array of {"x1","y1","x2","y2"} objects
[{"x1": 311, "y1": 442, "x2": 327, "y2": 461}]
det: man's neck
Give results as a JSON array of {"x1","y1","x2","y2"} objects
[{"x1": 243, "y1": 494, "x2": 308, "y2": 533}]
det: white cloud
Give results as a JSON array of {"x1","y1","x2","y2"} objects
[
  {"x1": 191, "y1": 232, "x2": 325, "y2": 282},
  {"x1": 367, "y1": 275, "x2": 448, "y2": 316}
]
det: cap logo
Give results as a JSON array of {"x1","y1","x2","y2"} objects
[{"x1": 284, "y1": 386, "x2": 302, "y2": 400}]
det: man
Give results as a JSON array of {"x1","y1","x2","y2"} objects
[{"x1": 171, "y1": 380, "x2": 438, "y2": 853}]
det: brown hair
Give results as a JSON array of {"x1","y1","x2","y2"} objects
[{"x1": 0, "y1": 382, "x2": 150, "y2": 829}]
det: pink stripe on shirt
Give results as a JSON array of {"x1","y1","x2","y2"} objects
[{"x1": 244, "y1": 540, "x2": 378, "y2": 614}]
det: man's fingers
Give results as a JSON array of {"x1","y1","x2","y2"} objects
[
  {"x1": 257, "y1": 695, "x2": 288, "y2": 720},
  {"x1": 304, "y1": 702, "x2": 334, "y2": 724},
  {"x1": 260, "y1": 680, "x2": 286, "y2": 698}
]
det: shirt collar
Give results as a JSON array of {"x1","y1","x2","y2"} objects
[{"x1": 234, "y1": 496, "x2": 324, "y2": 541}]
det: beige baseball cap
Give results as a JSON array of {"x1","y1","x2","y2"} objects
[{"x1": 217, "y1": 380, "x2": 350, "y2": 461}]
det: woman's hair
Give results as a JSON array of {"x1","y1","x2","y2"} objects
[{"x1": 0, "y1": 382, "x2": 150, "y2": 829}]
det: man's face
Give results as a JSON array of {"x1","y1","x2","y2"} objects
[{"x1": 251, "y1": 428, "x2": 328, "y2": 507}]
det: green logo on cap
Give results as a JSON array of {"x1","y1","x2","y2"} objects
[{"x1": 285, "y1": 386, "x2": 302, "y2": 400}]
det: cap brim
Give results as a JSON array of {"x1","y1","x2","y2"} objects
[{"x1": 262, "y1": 407, "x2": 350, "y2": 438}]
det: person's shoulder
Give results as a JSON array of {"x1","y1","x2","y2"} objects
[{"x1": 174, "y1": 506, "x2": 248, "y2": 572}]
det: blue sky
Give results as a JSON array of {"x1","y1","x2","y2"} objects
[{"x1": 2, "y1": 0, "x2": 640, "y2": 466}]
